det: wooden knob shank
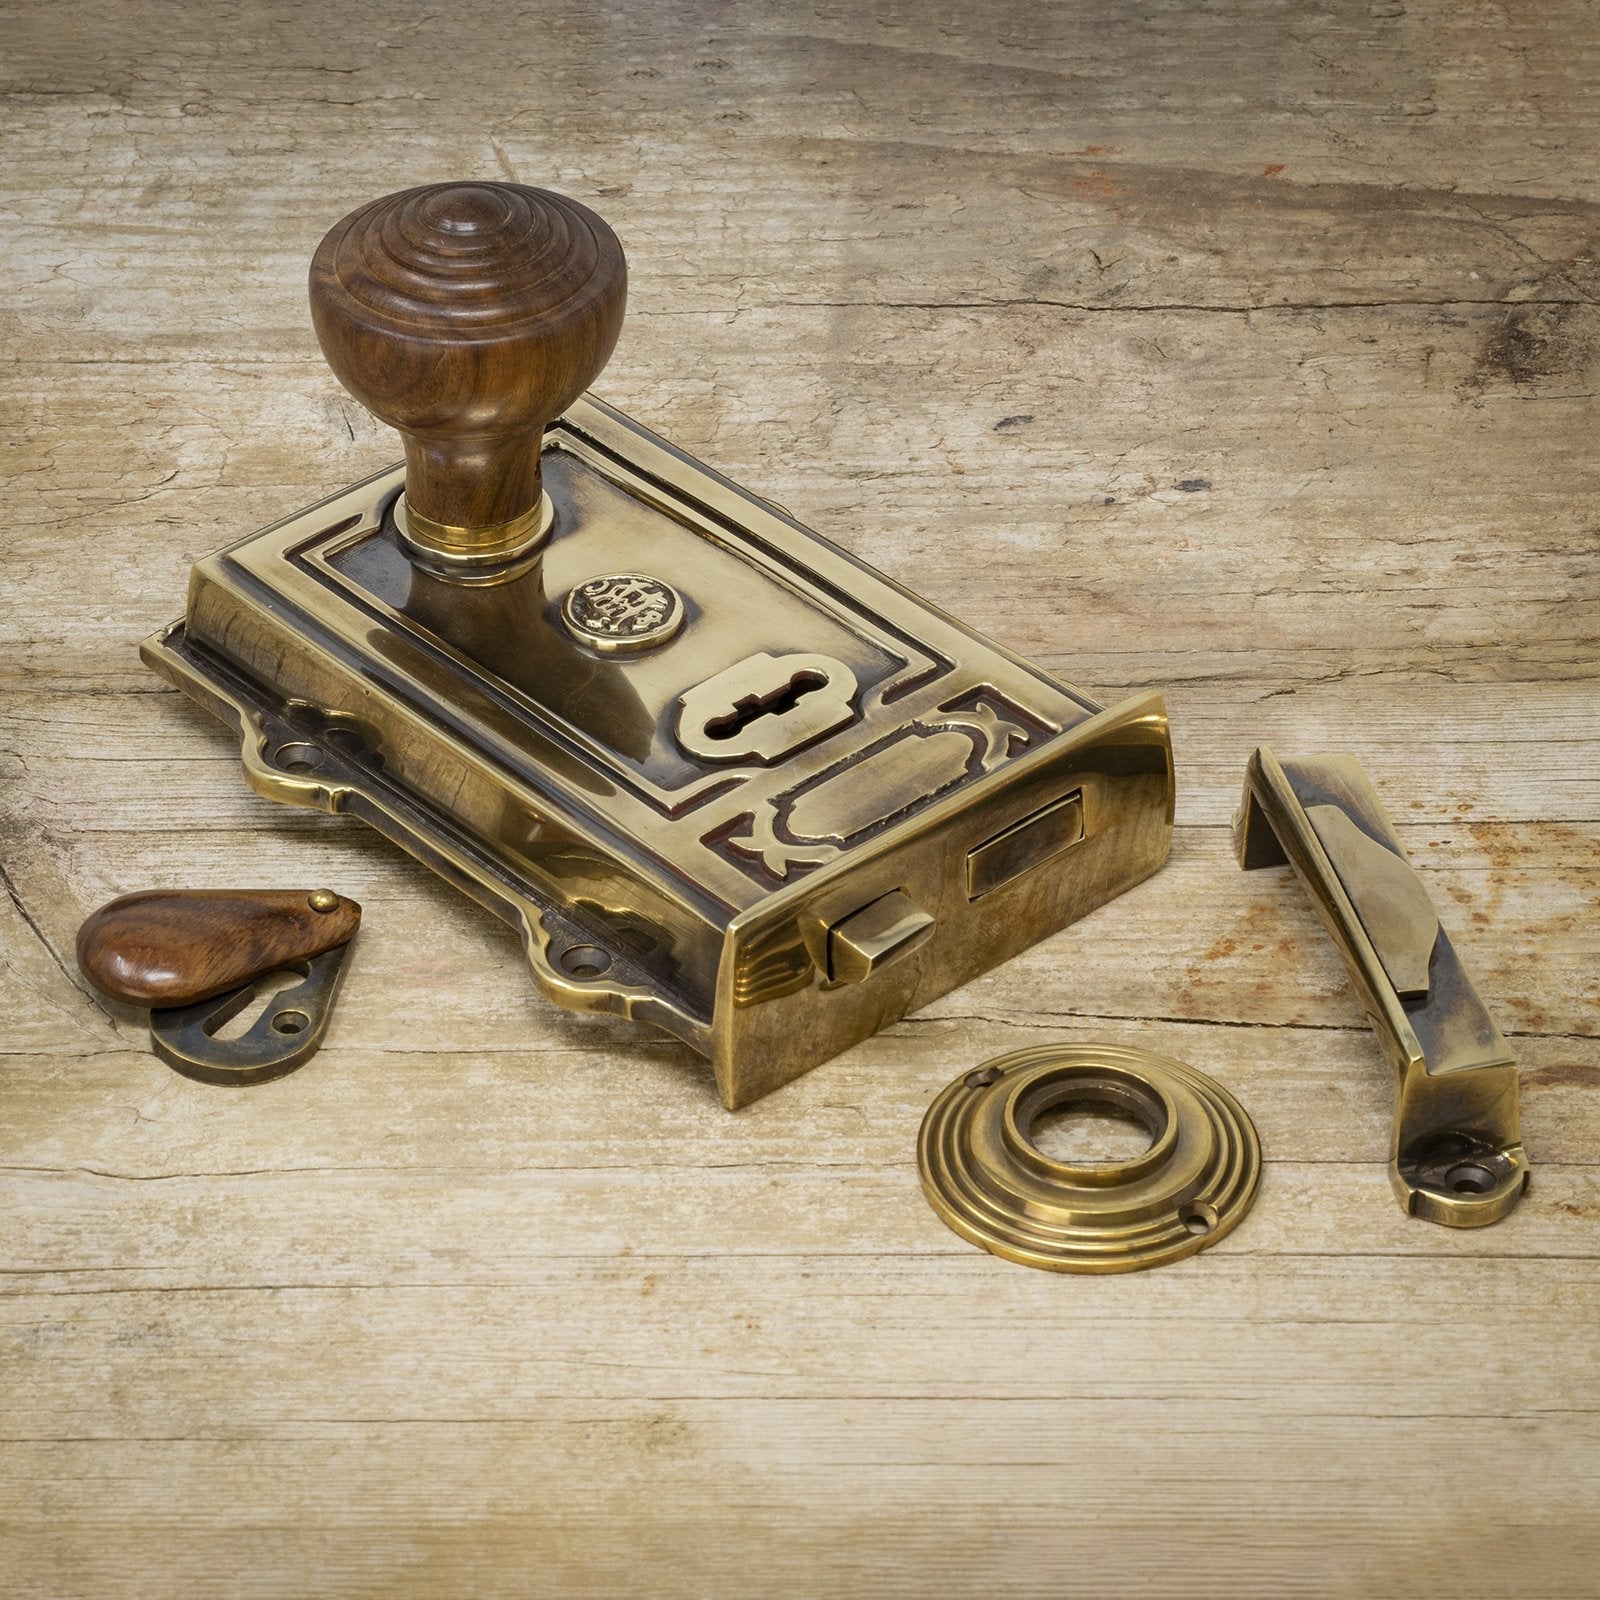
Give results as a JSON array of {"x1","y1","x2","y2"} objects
[{"x1": 309, "y1": 182, "x2": 627, "y2": 572}]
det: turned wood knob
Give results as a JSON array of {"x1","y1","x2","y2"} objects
[
  {"x1": 77, "y1": 889, "x2": 361, "y2": 1009},
  {"x1": 309, "y1": 181, "x2": 627, "y2": 574}
]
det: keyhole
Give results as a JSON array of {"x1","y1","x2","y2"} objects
[
  {"x1": 703, "y1": 669, "x2": 828, "y2": 741},
  {"x1": 206, "y1": 967, "x2": 311, "y2": 1040}
]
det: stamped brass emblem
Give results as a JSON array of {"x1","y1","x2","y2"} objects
[{"x1": 562, "y1": 573, "x2": 684, "y2": 653}]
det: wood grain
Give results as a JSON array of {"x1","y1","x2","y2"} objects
[
  {"x1": 2, "y1": 2, "x2": 1597, "y2": 1597},
  {"x1": 309, "y1": 182, "x2": 627, "y2": 531},
  {"x1": 75, "y1": 887, "x2": 360, "y2": 1007}
]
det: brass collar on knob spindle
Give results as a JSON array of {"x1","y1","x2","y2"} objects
[
  {"x1": 309, "y1": 181, "x2": 628, "y2": 582},
  {"x1": 392, "y1": 494, "x2": 556, "y2": 583}
]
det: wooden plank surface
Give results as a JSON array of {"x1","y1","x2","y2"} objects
[{"x1": 3, "y1": 2, "x2": 1597, "y2": 1595}]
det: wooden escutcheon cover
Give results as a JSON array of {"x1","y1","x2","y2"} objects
[{"x1": 77, "y1": 889, "x2": 361, "y2": 1008}]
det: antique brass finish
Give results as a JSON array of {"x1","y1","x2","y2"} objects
[
  {"x1": 144, "y1": 182, "x2": 1177, "y2": 1107},
  {"x1": 149, "y1": 940, "x2": 356, "y2": 1086},
  {"x1": 918, "y1": 1043, "x2": 1261, "y2": 1273},
  {"x1": 826, "y1": 890, "x2": 935, "y2": 985},
  {"x1": 395, "y1": 494, "x2": 555, "y2": 581},
  {"x1": 143, "y1": 437, "x2": 1174, "y2": 1107},
  {"x1": 1236, "y1": 748, "x2": 1529, "y2": 1226}
]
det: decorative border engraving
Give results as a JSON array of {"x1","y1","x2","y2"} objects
[{"x1": 714, "y1": 697, "x2": 1031, "y2": 881}]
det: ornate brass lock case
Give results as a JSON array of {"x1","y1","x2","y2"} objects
[
  {"x1": 145, "y1": 397, "x2": 1172, "y2": 1105},
  {"x1": 143, "y1": 182, "x2": 1174, "y2": 1106}
]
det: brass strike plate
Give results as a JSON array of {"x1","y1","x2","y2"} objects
[
  {"x1": 1237, "y1": 748, "x2": 1528, "y2": 1224},
  {"x1": 145, "y1": 397, "x2": 1172, "y2": 1105}
]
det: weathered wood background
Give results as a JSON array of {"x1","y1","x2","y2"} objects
[{"x1": 3, "y1": 2, "x2": 1597, "y2": 1595}]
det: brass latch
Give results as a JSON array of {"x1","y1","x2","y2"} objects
[
  {"x1": 826, "y1": 891, "x2": 935, "y2": 985},
  {"x1": 1236, "y1": 748, "x2": 1528, "y2": 1226}
]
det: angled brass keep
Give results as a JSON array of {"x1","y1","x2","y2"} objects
[{"x1": 1236, "y1": 748, "x2": 1528, "y2": 1225}]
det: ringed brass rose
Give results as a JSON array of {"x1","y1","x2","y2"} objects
[
  {"x1": 143, "y1": 181, "x2": 1176, "y2": 1106},
  {"x1": 1236, "y1": 749, "x2": 1528, "y2": 1225},
  {"x1": 919, "y1": 1044, "x2": 1261, "y2": 1272}
]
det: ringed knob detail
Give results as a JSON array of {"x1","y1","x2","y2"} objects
[{"x1": 309, "y1": 182, "x2": 628, "y2": 569}]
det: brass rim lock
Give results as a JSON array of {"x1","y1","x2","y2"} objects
[
  {"x1": 142, "y1": 180, "x2": 1177, "y2": 1108},
  {"x1": 918, "y1": 1043, "x2": 1261, "y2": 1273}
]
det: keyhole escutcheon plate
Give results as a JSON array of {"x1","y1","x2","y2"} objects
[{"x1": 675, "y1": 651, "x2": 859, "y2": 765}]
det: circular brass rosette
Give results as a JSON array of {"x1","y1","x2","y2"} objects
[{"x1": 918, "y1": 1044, "x2": 1261, "y2": 1273}]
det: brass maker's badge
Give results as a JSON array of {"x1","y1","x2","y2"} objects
[{"x1": 562, "y1": 573, "x2": 684, "y2": 653}]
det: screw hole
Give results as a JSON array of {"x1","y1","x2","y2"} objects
[
  {"x1": 964, "y1": 1066, "x2": 1002, "y2": 1088},
  {"x1": 1446, "y1": 1162, "x2": 1497, "y2": 1195},
  {"x1": 1180, "y1": 1203, "x2": 1218, "y2": 1236},
  {"x1": 558, "y1": 944, "x2": 612, "y2": 980},
  {"x1": 272, "y1": 1010, "x2": 311, "y2": 1035},
  {"x1": 272, "y1": 742, "x2": 323, "y2": 774}
]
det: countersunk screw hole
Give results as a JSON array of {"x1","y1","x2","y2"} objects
[
  {"x1": 272, "y1": 1010, "x2": 310, "y2": 1035},
  {"x1": 559, "y1": 944, "x2": 612, "y2": 980},
  {"x1": 272, "y1": 742, "x2": 323, "y2": 774},
  {"x1": 1181, "y1": 1203, "x2": 1218, "y2": 1236},
  {"x1": 964, "y1": 1066, "x2": 1002, "y2": 1089},
  {"x1": 1446, "y1": 1162, "x2": 1497, "y2": 1195}
]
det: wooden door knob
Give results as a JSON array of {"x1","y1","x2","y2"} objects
[{"x1": 309, "y1": 182, "x2": 627, "y2": 576}]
